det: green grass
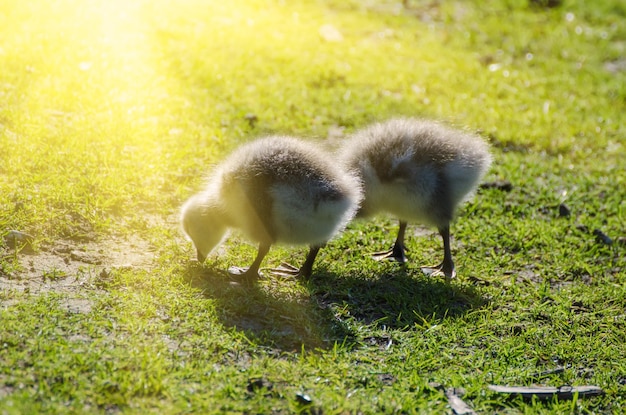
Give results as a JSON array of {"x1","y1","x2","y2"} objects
[{"x1": 1, "y1": 0, "x2": 625, "y2": 413}]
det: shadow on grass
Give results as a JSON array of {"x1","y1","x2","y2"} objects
[
  {"x1": 181, "y1": 261, "x2": 487, "y2": 352},
  {"x1": 309, "y1": 264, "x2": 487, "y2": 329},
  {"x1": 181, "y1": 261, "x2": 350, "y2": 352}
]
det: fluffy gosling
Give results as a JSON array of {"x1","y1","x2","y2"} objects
[
  {"x1": 181, "y1": 135, "x2": 361, "y2": 281},
  {"x1": 340, "y1": 118, "x2": 492, "y2": 278}
]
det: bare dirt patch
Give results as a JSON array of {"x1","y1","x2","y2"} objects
[{"x1": 0, "y1": 234, "x2": 157, "y2": 302}]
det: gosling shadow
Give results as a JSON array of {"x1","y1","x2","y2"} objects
[
  {"x1": 305, "y1": 264, "x2": 487, "y2": 330},
  {"x1": 181, "y1": 261, "x2": 355, "y2": 351},
  {"x1": 182, "y1": 258, "x2": 487, "y2": 352}
]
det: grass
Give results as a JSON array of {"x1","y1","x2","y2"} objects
[{"x1": 1, "y1": 0, "x2": 625, "y2": 413}]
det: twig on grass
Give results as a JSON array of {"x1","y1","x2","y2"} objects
[{"x1": 488, "y1": 384, "x2": 604, "y2": 401}]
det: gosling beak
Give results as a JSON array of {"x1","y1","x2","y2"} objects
[{"x1": 196, "y1": 249, "x2": 206, "y2": 263}]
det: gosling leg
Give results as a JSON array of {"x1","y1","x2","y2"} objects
[
  {"x1": 372, "y1": 220, "x2": 408, "y2": 263},
  {"x1": 228, "y1": 242, "x2": 270, "y2": 282},
  {"x1": 299, "y1": 245, "x2": 321, "y2": 279},
  {"x1": 421, "y1": 225, "x2": 456, "y2": 279}
]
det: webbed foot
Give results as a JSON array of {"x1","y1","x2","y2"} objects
[
  {"x1": 269, "y1": 262, "x2": 302, "y2": 278},
  {"x1": 371, "y1": 244, "x2": 408, "y2": 263},
  {"x1": 421, "y1": 263, "x2": 456, "y2": 280},
  {"x1": 227, "y1": 266, "x2": 261, "y2": 285}
]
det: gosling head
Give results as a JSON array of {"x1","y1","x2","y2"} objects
[{"x1": 180, "y1": 193, "x2": 227, "y2": 263}]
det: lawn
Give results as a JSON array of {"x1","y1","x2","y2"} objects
[{"x1": 1, "y1": 0, "x2": 625, "y2": 413}]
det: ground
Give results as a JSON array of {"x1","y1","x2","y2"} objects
[{"x1": 1, "y1": 0, "x2": 625, "y2": 413}]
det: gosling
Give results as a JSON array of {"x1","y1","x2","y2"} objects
[
  {"x1": 181, "y1": 135, "x2": 362, "y2": 281},
  {"x1": 339, "y1": 118, "x2": 492, "y2": 279}
]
